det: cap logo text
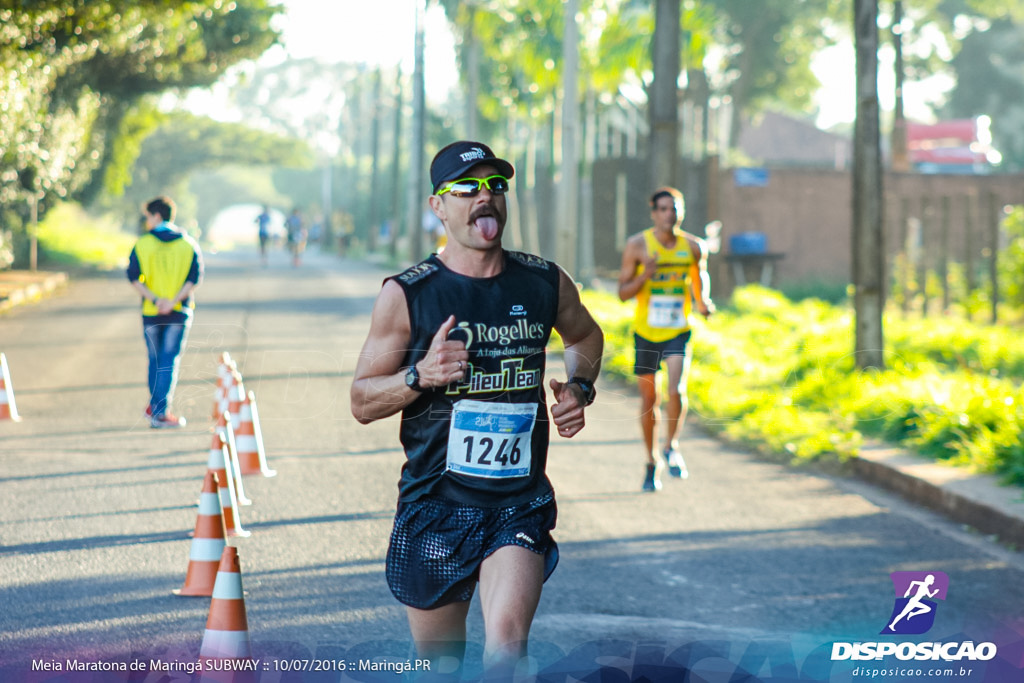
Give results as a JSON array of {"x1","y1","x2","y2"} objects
[{"x1": 460, "y1": 147, "x2": 487, "y2": 162}]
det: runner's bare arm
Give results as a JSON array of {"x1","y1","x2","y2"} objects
[
  {"x1": 550, "y1": 267, "x2": 604, "y2": 437},
  {"x1": 687, "y1": 236, "x2": 714, "y2": 318},
  {"x1": 617, "y1": 235, "x2": 655, "y2": 302},
  {"x1": 350, "y1": 281, "x2": 469, "y2": 424},
  {"x1": 350, "y1": 280, "x2": 416, "y2": 423}
]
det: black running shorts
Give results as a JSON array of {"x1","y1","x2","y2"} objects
[
  {"x1": 385, "y1": 493, "x2": 559, "y2": 609},
  {"x1": 633, "y1": 330, "x2": 692, "y2": 375}
]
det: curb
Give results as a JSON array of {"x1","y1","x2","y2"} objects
[
  {"x1": 853, "y1": 444, "x2": 1024, "y2": 550},
  {"x1": 691, "y1": 418, "x2": 1024, "y2": 552},
  {"x1": 0, "y1": 271, "x2": 68, "y2": 313}
]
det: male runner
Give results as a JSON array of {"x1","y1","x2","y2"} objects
[
  {"x1": 618, "y1": 187, "x2": 713, "y2": 492},
  {"x1": 351, "y1": 141, "x2": 604, "y2": 677}
]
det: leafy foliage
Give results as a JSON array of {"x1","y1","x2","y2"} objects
[
  {"x1": 0, "y1": 0, "x2": 281, "y2": 266},
  {"x1": 704, "y1": 0, "x2": 842, "y2": 140},
  {"x1": 1000, "y1": 207, "x2": 1024, "y2": 307},
  {"x1": 437, "y1": 0, "x2": 842, "y2": 154},
  {"x1": 583, "y1": 285, "x2": 1024, "y2": 487},
  {"x1": 941, "y1": 18, "x2": 1024, "y2": 170},
  {"x1": 119, "y1": 112, "x2": 313, "y2": 228}
]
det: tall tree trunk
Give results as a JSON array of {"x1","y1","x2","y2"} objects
[
  {"x1": 368, "y1": 68, "x2": 383, "y2": 252},
  {"x1": 408, "y1": 0, "x2": 427, "y2": 261},
  {"x1": 522, "y1": 123, "x2": 541, "y2": 256},
  {"x1": 891, "y1": 0, "x2": 909, "y2": 172},
  {"x1": 389, "y1": 74, "x2": 405, "y2": 261},
  {"x1": 465, "y1": 6, "x2": 479, "y2": 140},
  {"x1": 852, "y1": 0, "x2": 885, "y2": 369},
  {"x1": 650, "y1": 0, "x2": 680, "y2": 189},
  {"x1": 578, "y1": 87, "x2": 596, "y2": 283},
  {"x1": 558, "y1": 0, "x2": 580, "y2": 273}
]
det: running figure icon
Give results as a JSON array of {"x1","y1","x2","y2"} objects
[{"x1": 888, "y1": 574, "x2": 940, "y2": 631}]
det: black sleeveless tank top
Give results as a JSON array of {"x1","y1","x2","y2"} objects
[{"x1": 390, "y1": 251, "x2": 560, "y2": 507}]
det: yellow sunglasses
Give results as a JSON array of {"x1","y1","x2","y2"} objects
[{"x1": 437, "y1": 175, "x2": 510, "y2": 198}]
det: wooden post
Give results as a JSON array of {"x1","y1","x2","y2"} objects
[
  {"x1": 988, "y1": 191, "x2": 999, "y2": 324},
  {"x1": 29, "y1": 193, "x2": 38, "y2": 273},
  {"x1": 964, "y1": 192, "x2": 975, "y2": 321},
  {"x1": 940, "y1": 195, "x2": 951, "y2": 312},
  {"x1": 899, "y1": 197, "x2": 911, "y2": 314},
  {"x1": 919, "y1": 195, "x2": 930, "y2": 315}
]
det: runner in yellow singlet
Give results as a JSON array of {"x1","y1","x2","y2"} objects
[{"x1": 618, "y1": 187, "x2": 713, "y2": 491}]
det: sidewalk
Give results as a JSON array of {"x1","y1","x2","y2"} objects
[
  {"x1": 0, "y1": 269, "x2": 68, "y2": 313},
  {"x1": 852, "y1": 443, "x2": 1024, "y2": 548},
  {"x1": 2, "y1": 264, "x2": 1021, "y2": 550}
]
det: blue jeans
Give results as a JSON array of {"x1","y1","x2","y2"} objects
[{"x1": 142, "y1": 318, "x2": 190, "y2": 416}]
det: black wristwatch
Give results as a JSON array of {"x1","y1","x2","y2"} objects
[
  {"x1": 404, "y1": 365, "x2": 424, "y2": 392},
  {"x1": 567, "y1": 376, "x2": 597, "y2": 406}
]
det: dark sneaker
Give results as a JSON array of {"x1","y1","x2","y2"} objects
[
  {"x1": 151, "y1": 413, "x2": 186, "y2": 429},
  {"x1": 664, "y1": 447, "x2": 689, "y2": 479},
  {"x1": 642, "y1": 464, "x2": 662, "y2": 492}
]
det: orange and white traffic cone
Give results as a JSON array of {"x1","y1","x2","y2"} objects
[
  {"x1": 212, "y1": 352, "x2": 233, "y2": 420},
  {"x1": 217, "y1": 411, "x2": 252, "y2": 506},
  {"x1": 246, "y1": 391, "x2": 277, "y2": 478},
  {"x1": 227, "y1": 369, "x2": 245, "y2": 432},
  {"x1": 216, "y1": 360, "x2": 237, "y2": 425},
  {"x1": 233, "y1": 386, "x2": 259, "y2": 476},
  {"x1": 174, "y1": 471, "x2": 227, "y2": 597},
  {"x1": 0, "y1": 352, "x2": 22, "y2": 422},
  {"x1": 207, "y1": 428, "x2": 250, "y2": 538},
  {"x1": 198, "y1": 546, "x2": 252, "y2": 664}
]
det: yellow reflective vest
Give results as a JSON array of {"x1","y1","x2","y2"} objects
[{"x1": 128, "y1": 225, "x2": 202, "y2": 317}]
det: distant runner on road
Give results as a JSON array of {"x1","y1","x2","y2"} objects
[{"x1": 618, "y1": 186, "x2": 713, "y2": 492}]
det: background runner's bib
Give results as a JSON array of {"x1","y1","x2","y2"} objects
[
  {"x1": 647, "y1": 294, "x2": 687, "y2": 329},
  {"x1": 447, "y1": 400, "x2": 536, "y2": 478},
  {"x1": 633, "y1": 228, "x2": 695, "y2": 342}
]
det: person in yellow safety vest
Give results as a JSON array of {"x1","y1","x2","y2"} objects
[
  {"x1": 126, "y1": 196, "x2": 204, "y2": 428},
  {"x1": 617, "y1": 186, "x2": 714, "y2": 492}
]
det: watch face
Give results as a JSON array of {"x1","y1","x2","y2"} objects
[{"x1": 405, "y1": 366, "x2": 419, "y2": 388}]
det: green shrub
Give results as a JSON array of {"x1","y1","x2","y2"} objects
[{"x1": 582, "y1": 285, "x2": 1024, "y2": 487}]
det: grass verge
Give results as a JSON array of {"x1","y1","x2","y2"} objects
[{"x1": 580, "y1": 286, "x2": 1024, "y2": 488}]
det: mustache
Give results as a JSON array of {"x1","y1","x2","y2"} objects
[{"x1": 470, "y1": 206, "x2": 501, "y2": 222}]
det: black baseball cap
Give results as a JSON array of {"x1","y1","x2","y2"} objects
[{"x1": 430, "y1": 141, "x2": 515, "y2": 194}]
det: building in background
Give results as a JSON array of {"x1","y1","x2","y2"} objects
[{"x1": 907, "y1": 117, "x2": 1001, "y2": 174}]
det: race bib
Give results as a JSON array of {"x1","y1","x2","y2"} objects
[
  {"x1": 647, "y1": 294, "x2": 687, "y2": 328},
  {"x1": 447, "y1": 399, "x2": 536, "y2": 479}
]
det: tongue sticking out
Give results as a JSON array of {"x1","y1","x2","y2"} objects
[{"x1": 475, "y1": 216, "x2": 499, "y2": 241}]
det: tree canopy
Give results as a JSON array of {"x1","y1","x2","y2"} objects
[
  {"x1": 0, "y1": 0, "x2": 280, "y2": 214},
  {"x1": 436, "y1": 0, "x2": 842, "y2": 150}
]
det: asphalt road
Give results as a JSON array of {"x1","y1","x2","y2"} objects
[{"x1": 1, "y1": 246, "x2": 1022, "y2": 682}]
